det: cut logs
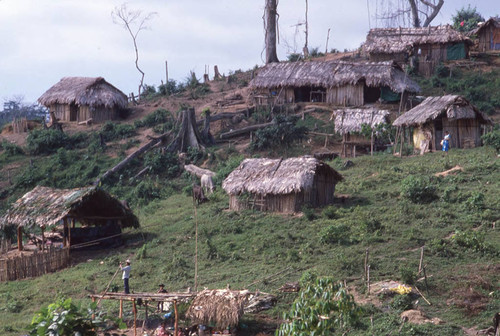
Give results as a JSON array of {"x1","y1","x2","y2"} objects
[{"x1": 167, "y1": 108, "x2": 206, "y2": 153}]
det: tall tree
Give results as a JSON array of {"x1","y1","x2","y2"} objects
[
  {"x1": 112, "y1": 3, "x2": 157, "y2": 97},
  {"x1": 264, "y1": 0, "x2": 279, "y2": 64},
  {"x1": 378, "y1": 0, "x2": 444, "y2": 28},
  {"x1": 452, "y1": 5, "x2": 484, "y2": 32}
]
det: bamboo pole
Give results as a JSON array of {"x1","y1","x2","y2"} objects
[
  {"x1": 418, "y1": 246, "x2": 424, "y2": 274},
  {"x1": 367, "y1": 265, "x2": 371, "y2": 295},
  {"x1": 119, "y1": 299, "x2": 123, "y2": 319},
  {"x1": 97, "y1": 266, "x2": 121, "y2": 306},
  {"x1": 193, "y1": 198, "x2": 199, "y2": 292},
  {"x1": 174, "y1": 300, "x2": 178, "y2": 336},
  {"x1": 133, "y1": 299, "x2": 137, "y2": 336}
]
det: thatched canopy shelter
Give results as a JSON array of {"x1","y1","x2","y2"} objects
[
  {"x1": 393, "y1": 95, "x2": 492, "y2": 150},
  {"x1": 250, "y1": 60, "x2": 419, "y2": 106},
  {"x1": 1, "y1": 186, "x2": 139, "y2": 250},
  {"x1": 334, "y1": 108, "x2": 390, "y2": 135},
  {"x1": 38, "y1": 77, "x2": 128, "y2": 123},
  {"x1": 222, "y1": 156, "x2": 343, "y2": 213},
  {"x1": 186, "y1": 289, "x2": 249, "y2": 329},
  {"x1": 470, "y1": 17, "x2": 500, "y2": 52}
]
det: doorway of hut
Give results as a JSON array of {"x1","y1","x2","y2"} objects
[
  {"x1": 294, "y1": 86, "x2": 326, "y2": 103},
  {"x1": 363, "y1": 85, "x2": 381, "y2": 104},
  {"x1": 69, "y1": 104, "x2": 78, "y2": 121},
  {"x1": 434, "y1": 118, "x2": 443, "y2": 149}
]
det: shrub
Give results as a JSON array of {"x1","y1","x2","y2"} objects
[
  {"x1": 1, "y1": 140, "x2": 23, "y2": 156},
  {"x1": 322, "y1": 206, "x2": 339, "y2": 219},
  {"x1": 135, "y1": 109, "x2": 173, "y2": 128},
  {"x1": 481, "y1": 129, "x2": 500, "y2": 153},
  {"x1": 26, "y1": 128, "x2": 69, "y2": 155},
  {"x1": 400, "y1": 175, "x2": 438, "y2": 203},
  {"x1": 100, "y1": 121, "x2": 136, "y2": 141},
  {"x1": 319, "y1": 223, "x2": 351, "y2": 245},
  {"x1": 361, "y1": 218, "x2": 383, "y2": 233},
  {"x1": 250, "y1": 115, "x2": 307, "y2": 151},
  {"x1": 391, "y1": 294, "x2": 413, "y2": 312},
  {"x1": 399, "y1": 265, "x2": 417, "y2": 285},
  {"x1": 144, "y1": 150, "x2": 180, "y2": 177},
  {"x1": 302, "y1": 205, "x2": 317, "y2": 221},
  {"x1": 464, "y1": 192, "x2": 484, "y2": 211},
  {"x1": 452, "y1": 230, "x2": 493, "y2": 254}
]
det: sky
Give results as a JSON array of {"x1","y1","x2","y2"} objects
[{"x1": 0, "y1": 0, "x2": 498, "y2": 106}]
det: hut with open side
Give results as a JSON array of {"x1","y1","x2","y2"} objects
[
  {"x1": 364, "y1": 25, "x2": 472, "y2": 76},
  {"x1": 249, "y1": 60, "x2": 420, "y2": 107},
  {"x1": 38, "y1": 77, "x2": 128, "y2": 123},
  {"x1": 222, "y1": 156, "x2": 343, "y2": 213},
  {"x1": 393, "y1": 95, "x2": 492, "y2": 151},
  {"x1": 333, "y1": 108, "x2": 390, "y2": 157},
  {"x1": 1, "y1": 186, "x2": 139, "y2": 252},
  {"x1": 470, "y1": 17, "x2": 500, "y2": 52},
  {"x1": 186, "y1": 289, "x2": 250, "y2": 333}
]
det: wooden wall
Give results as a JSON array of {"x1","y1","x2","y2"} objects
[
  {"x1": 477, "y1": 26, "x2": 500, "y2": 51},
  {"x1": 326, "y1": 84, "x2": 364, "y2": 106},
  {"x1": 430, "y1": 117, "x2": 484, "y2": 149},
  {"x1": 49, "y1": 103, "x2": 116, "y2": 123},
  {"x1": 369, "y1": 52, "x2": 407, "y2": 63}
]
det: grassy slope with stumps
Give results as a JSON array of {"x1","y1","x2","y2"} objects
[{"x1": 0, "y1": 145, "x2": 498, "y2": 335}]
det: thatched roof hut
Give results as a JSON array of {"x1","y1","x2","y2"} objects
[
  {"x1": 470, "y1": 17, "x2": 500, "y2": 52},
  {"x1": 1, "y1": 186, "x2": 139, "y2": 250},
  {"x1": 393, "y1": 95, "x2": 492, "y2": 150},
  {"x1": 38, "y1": 77, "x2": 128, "y2": 123},
  {"x1": 334, "y1": 108, "x2": 390, "y2": 135},
  {"x1": 364, "y1": 25, "x2": 471, "y2": 76},
  {"x1": 222, "y1": 156, "x2": 343, "y2": 213},
  {"x1": 186, "y1": 289, "x2": 250, "y2": 329},
  {"x1": 250, "y1": 60, "x2": 419, "y2": 106}
]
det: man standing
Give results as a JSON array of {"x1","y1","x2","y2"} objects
[{"x1": 120, "y1": 259, "x2": 131, "y2": 294}]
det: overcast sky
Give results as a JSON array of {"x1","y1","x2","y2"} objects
[{"x1": 0, "y1": 0, "x2": 498, "y2": 106}]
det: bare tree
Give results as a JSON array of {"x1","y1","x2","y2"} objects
[
  {"x1": 112, "y1": 3, "x2": 157, "y2": 97},
  {"x1": 263, "y1": 0, "x2": 279, "y2": 64},
  {"x1": 377, "y1": 0, "x2": 444, "y2": 28}
]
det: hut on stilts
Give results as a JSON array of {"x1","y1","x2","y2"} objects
[
  {"x1": 333, "y1": 108, "x2": 390, "y2": 157},
  {"x1": 222, "y1": 156, "x2": 343, "y2": 213},
  {"x1": 249, "y1": 60, "x2": 419, "y2": 107},
  {"x1": 392, "y1": 95, "x2": 492, "y2": 153},
  {"x1": 38, "y1": 77, "x2": 128, "y2": 124},
  {"x1": 1, "y1": 186, "x2": 139, "y2": 252}
]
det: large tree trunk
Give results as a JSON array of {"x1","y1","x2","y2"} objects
[
  {"x1": 265, "y1": 0, "x2": 279, "y2": 64},
  {"x1": 167, "y1": 108, "x2": 206, "y2": 153},
  {"x1": 408, "y1": 0, "x2": 444, "y2": 27},
  {"x1": 202, "y1": 110, "x2": 215, "y2": 145}
]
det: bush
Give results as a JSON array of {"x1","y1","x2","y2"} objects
[
  {"x1": 100, "y1": 121, "x2": 136, "y2": 141},
  {"x1": 452, "y1": 230, "x2": 492, "y2": 254},
  {"x1": 135, "y1": 109, "x2": 173, "y2": 128},
  {"x1": 26, "y1": 128, "x2": 69, "y2": 155},
  {"x1": 1, "y1": 140, "x2": 23, "y2": 156},
  {"x1": 399, "y1": 265, "x2": 417, "y2": 285},
  {"x1": 319, "y1": 223, "x2": 351, "y2": 245},
  {"x1": 322, "y1": 206, "x2": 339, "y2": 219},
  {"x1": 250, "y1": 115, "x2": 307, "y2": 151},
  {"x1": 481, "y1": 129, "x2": 500, "y2": 153},
  {"x1": 400, "y1": 175, "x2": 438, "y2": 203},
  {"x1": 144, "y1": 150, "x2": 180, "y2": 177},
  {"x1": 302, "y1": 205, "x2": 317, "y2": 221},
  {"x1": 391, "y1": 294, "x2": 413, "y2": 312}
]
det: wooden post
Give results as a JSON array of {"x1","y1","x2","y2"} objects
[
  {"x1": 119, "y1": 299, "x2": 123, "y2": 319},
  {"x1": 174, "y1": 300, "x2": 179, "y2": 336},
  {"x1": 367, "y1": 265, "x2": 371, "y2": 295},
  {"x1": 423, "y1": 266, "x2": 429, "y2": 296},
  {"x1": 418, "y1": 246, "x2": 424, "y2": 274},
  {"x1": 353, "y1": 145, "x2": 357, "y2": 158},
  {"x1": 370, "y1": 130, "x2": 374, "y2": 156},
  {"x1": 194, "y1": 204, "x2": 199, "y2": 292},
  {"x1": 133, "y1": 299, "x2": 137, "y2": 336},
  {"x1": 67, "y1": 218, "x2": 71, "y2": 248},
  {"x1": 142, "y1": 301, "x2": 149, "y2": 332},
  {"x1": 91, "y1": 297, "x2": 96, "y2": 320},
  {"x1": 165, "y1": 60, "x2": 169, "y2": 85},
  {"x1": 364, "y1": 249, "x2": 369, "y2": 283},
  {"x1": 63, "y1": 220, "x2": 67, "y2": 247},
  {"x1": 72, "y1": 218, "x2": 75, "y2": 228},
  {"x1": 41, "y1": 226, "x2": 45, "y2": 252},
  {"x1": 17, "y1": 226, "x2": 23, "y2": 251}
]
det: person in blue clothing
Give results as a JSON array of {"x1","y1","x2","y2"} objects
[
  {"x1": 120, "y1": 259, "x2": 131, "y2": 294},
  {"x1": 442, "y1": 131, "x2": 450, "y2": 154}
]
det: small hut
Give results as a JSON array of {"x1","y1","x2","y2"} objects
[
  {"x1": 1, "y1": 186, "x2": 139, "y2": 251},
  {"x1": 250, "y1": 60, "x2": 419, "y2": 107},
  {"x1": 333, "y1": 108, "x2": 390, "y2": 157},
  {"x1": 364, "y1": 25, "x2": 472, "y2": 76},
  {"x1": 222, "y1": 156, "x2": 343, "y2": 213},
  {"x1": 393, "y1": 95, "x2": 492, "y2": 150},
  {"x1": 186, "y1": 289, "x2": 250, "y2": 331},
  {"x1": 470, "y1": 17, "x2": 500, "y2": 52},
  {"x1": 38, "y1": 77, "x2": 128, "y2": 123}
]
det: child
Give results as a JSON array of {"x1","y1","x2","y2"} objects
[
  {"x1": 442, "y1": 131, "x2": 450, "y2": 154},
  {"x1": 157, "y1": 284, "x2": 167, "y2": 312}
]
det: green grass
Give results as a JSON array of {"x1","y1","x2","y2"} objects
[{"x1": 0, "y1": 146, "x2": 499, "y2": 335}]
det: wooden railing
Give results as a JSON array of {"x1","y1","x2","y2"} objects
[{"x1": 0, "y1": 246, "x2": 70, "y2": 282}]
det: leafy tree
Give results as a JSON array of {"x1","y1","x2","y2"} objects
[
  {"x1": 481, "y1": 128, "x2": 500, "y2": 153},
  {"x1": 276, "y1": 276, "x2": 362, "y2": 335},
  {"x1": 452, "y1": 5, "x2": 485, "y2": 32},
  {"x1": 250, "y1": 115, "x2": 307, "y2": 151}
]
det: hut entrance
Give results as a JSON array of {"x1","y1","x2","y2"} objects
[
  {"x1": 69, "y1": 104, "x2": 78, "y2": 121},
  {"x1": 434, "y1": 118, "x2": 443, "y2": 149},
  {"x1": 363, "y1": 86, "x2": 381, "y2": 103},
  {"x1": 294, "y1": 87, "x2": 325, "y2": 103}
]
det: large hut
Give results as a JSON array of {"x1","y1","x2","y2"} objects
[
  {"x1": 186, "y1": 289, "x2": 250, "y2": 331},
  {"x1": 393, "y1": 95, "x2": 492, "y2": 150},
  {"x1": 1, "y1": 186, "x2": 139, "y2": 251},
  {"x1": 249, "y1": 60, "x2": 420, "y2": 107},
  {"x1": 470, "y1": 17, "x2": 500, "y2": 52},
  {"x1": 38, "y1": 77, "x2": 128, "y2": 123},
  {"x1": 364, "y1": 25, "x2": 472, "y2": 76},
  {"x1": 222, "y1": 156, "x2": 343, "y2": 213},
  {"x1": 333, "y1": 108, "x2": 390, "y2": 157}
]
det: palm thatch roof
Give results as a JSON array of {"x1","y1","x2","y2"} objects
[
  {"x1": 250, "y1": 60, "x2": 420, "y2": 93},
  {"x1": 470, "y1": 17, "x2": 500, "y2": 36},
  {"x1": 186, "y1": 289, "x2": 250, "y2": 328},
  {"x1": 334, "y1": 108, "x2": 390, "y2": 134},
  {"x1": 222, "y1": 156, "x2": 343, "y2": 196},
  {"x1": 1, "y1": 186, "x2": 139, "y2": 229},
  {"x1": 393, "y1": 95, "x2": 493, "y2": 127},
  {"x1": 365, "y1": 25, "x2": 471, "y2": 54},
  {"x1": 38, "y1": 77, "x2": 128, "y2": 109}
]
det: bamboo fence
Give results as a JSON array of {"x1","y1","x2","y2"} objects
[{"x1": 0, "y1": 246, "x2": 70, "y2": 282}]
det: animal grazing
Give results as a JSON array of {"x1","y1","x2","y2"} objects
[
  {"x1": 192, "y1": 184, "x2": 207, "y2": 205},
  {"x1": 200, "y1": 174, "x2": 214, "y2": 195}
]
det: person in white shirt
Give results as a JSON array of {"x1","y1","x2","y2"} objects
[{"x1": 120, "y1": 260, "x2": 131, "y2": 294}]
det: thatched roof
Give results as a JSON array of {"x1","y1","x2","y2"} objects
[
  {"x1": 470, "y1": 17, "x2": 500, "y2": 36},
  {"x1": 1, "y1": 186, "x2": 139, "y2": 229},
  {"x1": 393, "y1": 95, "x2": 493, "y2": 127},
  {"x1": 334, "y1": 108, "x2": 390, "y2": 134},
  {"x1": 222, "y1": 156, "x2": 343, "y2": 196},
  {"x1": 365, "y1": 25, "x2": 471, "y2": 54},
  {"x1": 186, "y1": 289, "x2": 250, "y2": 328},
  {"x1": 250, "y1": 60, "x2": 420, "y2": 93},
  {"x1": 38, "y1": 77, "x2": 128, "y2": 109}
]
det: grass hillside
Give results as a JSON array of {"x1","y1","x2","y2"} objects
[{"x1": 0, "y1": 146, "x2": 498, "y2": 335}]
